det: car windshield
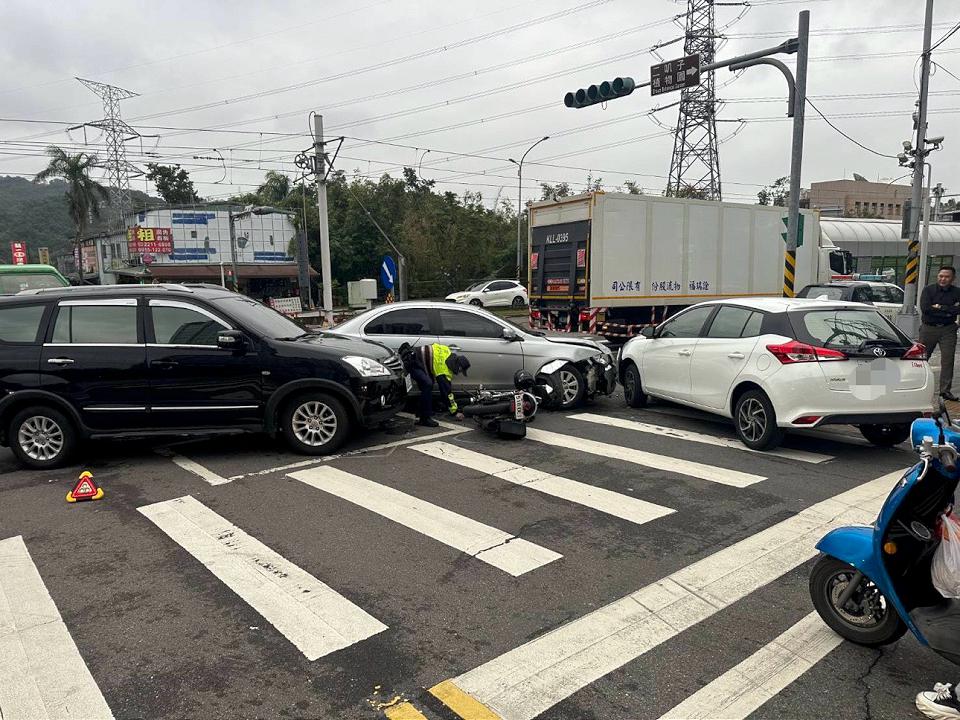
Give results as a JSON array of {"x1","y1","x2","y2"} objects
[
  {"x1": 797, "y1": 286, "x2": 846, "y2": 301},
  {"x1": 1, "y1": 273, "x2": 65, "y2": 294},
  {"x1": 795, "y1": 309, "x2": 906, "y2": 350},
  {"x1": 211, "y1": 296, "x2": 306, "y2": 339},
  {"x1": 465, "y1": 282, "x2": 487, "y2": 291}
]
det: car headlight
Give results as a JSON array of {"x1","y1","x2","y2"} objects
[
  {"x1": 595, "y1": 353, "x2": 611, "y2": 366},
  {"x1": 343, "y1": 356, "x2": 391, "y2": 377}
]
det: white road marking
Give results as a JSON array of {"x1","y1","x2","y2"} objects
[
  {"x1": 288, "y1": 466, "x2": 562, "y2": 576},
  {"x1": 411, "y1": 441, "x2": 675, "y2": 526},
  {"x1": 441, "y1": 471, "x2": 898, "y2": 720},
  {"x1": 525, "y1": 428, "x2": 766, "y2": 488},
  {"x1": 0, "y1": 535, "x2": 114, "y2": 719},
  {"x1": 229, "y1": 427, "x2": 469, "y2": 481},
  {"x1": 570, "y1": 413, "x2": 834, "y2": 464},
  {"x1": 168, "y1": 453, "x2": 232, "y2": 485},
  {"x1": 659, "y1": 612, "x2": 842, "y2": 720},
  {"x1": 138, "y1": 496, "x2": 386, "y2": 660}
]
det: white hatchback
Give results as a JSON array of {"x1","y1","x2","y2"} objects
[
  {"x1": 446, "y1": 280, "x2": 528, "y2": 308},
  {"x1": 618, "y1": 297, "x2": 933, "y2": 449}
]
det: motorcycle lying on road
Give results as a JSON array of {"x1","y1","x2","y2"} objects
[
  {"x1": 810, "y1": 400, "x2": 960, "y2": 665},
  {"x1": 460, "y1": 370, "x2": 553, "y2": 439}
]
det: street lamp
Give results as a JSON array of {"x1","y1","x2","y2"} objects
[
  {"x1": 417, "y1": 149, "x2": 431, "y2": 179},
  {"x1": 509, "y1": 136, "x2": 549, "y2": 282}
]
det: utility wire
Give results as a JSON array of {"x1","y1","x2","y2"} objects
[
  {"x1": 931, "y1": 20, "x2": 960, "y2": 52},
  {"x1": 804, "y1": 98, "x2": 899, "y2": 159}
]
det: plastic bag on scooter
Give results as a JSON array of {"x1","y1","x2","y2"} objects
[{"x1": 932, "y1": 512, "x2": 960, "y2": 598}]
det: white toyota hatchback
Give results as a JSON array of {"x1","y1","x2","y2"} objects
[
  {"x1": 446, "y1": 279, "x2": 528, "y2": 308},
  {"x1": 619, "y1": 297, "x2": 933, "y2": 450}
]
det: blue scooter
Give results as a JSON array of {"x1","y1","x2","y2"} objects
[{"x1": 810, "y1": 402, "x2": 960, "y2": 664}]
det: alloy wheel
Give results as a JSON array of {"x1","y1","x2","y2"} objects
[
  {"x1": 291, "y1": 401, "x2": 338, "y2": 447},
  {"x1": 18, "y1": 415, "x2": 65, "y2": 461},
  {"x1": 559, "y1": 370, "x2": 580, "y2": 405},
  {"x1": 737, "y1": 398, "x2": 767, "y2": 442}
]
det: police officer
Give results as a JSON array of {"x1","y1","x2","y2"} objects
[
  {"x1": 399, "y1": 342, "x2": 471, "y2": 427},
  {"x1": 920, "y1": 266, "x2": 960, "y2": 401}
]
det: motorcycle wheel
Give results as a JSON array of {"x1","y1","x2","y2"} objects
[{"x1": 809, "y1": 554, "x2": 907, "y2": 647}]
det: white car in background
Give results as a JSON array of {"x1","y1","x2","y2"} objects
[
  {"x1": 796, "y1": 281, "x2": 904, "y2": 324},
  {"x1": 618, "y1": 297, "x2": 932, "y2": 450},
  {"x1": 446, "y1": 279, "x2": 528, "y2": 308}
]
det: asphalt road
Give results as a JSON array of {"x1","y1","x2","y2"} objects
[{"x1": 2, "y1": 389, "x2": 957, "y2": 720}]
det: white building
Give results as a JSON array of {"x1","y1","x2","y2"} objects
[{"x1": 92, "y1": 206, "x2": 310, "y2": 299}]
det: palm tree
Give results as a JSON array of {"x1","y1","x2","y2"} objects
[
  {"x1": 257, "y1": 171, "x2": 292, "y2": 204},
  {"x1": 34, "y1": 146, "x2": 109, "y2": 284}
]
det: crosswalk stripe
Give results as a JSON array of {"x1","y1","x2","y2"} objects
[
  {"x1": 288, "y1": 466, "x2": 562, "y2": 576},
  {"x1": 138, "y1": 496, "x2": 387, "y2": 660},
  {"x1": 411, "y1": 441, "x2": 675, "y2": 526},
  {"x1": 525, "y1": 428, "x2": 766, "y2": 488},
  {"x1": 433, "y1": 470, "x2": 898, "y2": 720},
  {"x1": 569, "y1": 413, "x2": 834, "y2": 465},
  {"x1": 0, "y1": 535, "x2": 114, "y2": 720},
  {"x1": 167, "y1": 453, "x2": 232, "y2": 485},
  {"x1": 658, "y1": 612, "x2": 841, "y2": 719},
  {"x1": 383, "y1": 700, "x2": 430, "y2": 720}
]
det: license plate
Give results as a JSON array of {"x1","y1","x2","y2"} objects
[
  {"x1": 514, "y1": 391, "x2": 525, "y2": 420},
  {"x1": 405, "y1": 375, "x2": 413, "y2": 392}
]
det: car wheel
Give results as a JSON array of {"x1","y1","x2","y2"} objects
[
  {"x1": 622, "y1": 363, "x2": 648, "y2": 408},
  {"x1": 281, "y1": 393, "x2": 350, "y2": 455},
  {"x1": 470, "y1": 299, "x2": 483, "y2": 307},
  {"x1": 557, "y1": 364, "x2": 587, "y2": 410},
  {"x1": 733, "y1": 389, "x2": 784, "y2": 450},
  {"x1": 859, "y1": 423, "x2": 910, "y2": 447},
  {"x1": 9, "y1": 406, "x2": 77, "y2": 470},
  {"x1": 512, "y1": 295, "x2": 526, "y2": 308}
]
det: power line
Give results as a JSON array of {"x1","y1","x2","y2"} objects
[
  {"x1": 931, "y1": 19, "x2": 960, "y2": 52},
  {"x1": 803, "y1": 99, "x2": 899, "y2": 159}
]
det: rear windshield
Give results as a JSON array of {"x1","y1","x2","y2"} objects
[
  {"x1": 793, "y1": 309, "x2": 907, "y2": 350},
  {"x1": 0, "y1": 273, "x2": 66, "y2": 294},
  {"x1": 797, "y1": 286, "x2": 846, "y2": 301}
]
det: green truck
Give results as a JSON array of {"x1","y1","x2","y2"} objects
[{"x1": 0, "y1": 264, "x2": 70, "y2": 294}]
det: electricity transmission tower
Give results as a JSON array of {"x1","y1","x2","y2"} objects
[
  {"x1": 667, "y1": 0, "x2": 721, "y2": 200},
  {"x1": 75, "y1": 77, "x2": 141, "y2": 229}
]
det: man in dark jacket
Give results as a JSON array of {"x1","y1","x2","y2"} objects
[{"x1": 920, "y1": 266, "x2": 960, "y2": 401}]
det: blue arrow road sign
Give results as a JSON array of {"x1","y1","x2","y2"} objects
[{"x1": 380, "y1": 255, "x2": 397, "y2": 291}]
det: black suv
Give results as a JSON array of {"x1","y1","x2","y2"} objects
[{"x1": 0, "y1": 284, "x2": 408, "y2": 468}]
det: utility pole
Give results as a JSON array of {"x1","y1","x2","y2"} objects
[
  {"x1": 917, "y1": 179, "x2": 944, "y2": 303},
  {"x1": 783, "y1": 9, "x2": 809, "y2": 297},
  {"x1": 509, "y1": 136, "x2": 549, "y2": 282},
  {"x1": 228, "y1": 209, "x2": 240, "y2": 292},
  {"x1": 898, "y1": 0, "x2": 935, "y2": 338},
  {"x1": 313, "y1": 114, "x2": 334, "y2": 326}
]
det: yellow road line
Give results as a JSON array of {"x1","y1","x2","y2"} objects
[
  {"x1": 430, "y1": 679, "x2": 503, "y2": 720},
  {"x1": 384, "y1": 700, "x2": 429, "y2": 720}
]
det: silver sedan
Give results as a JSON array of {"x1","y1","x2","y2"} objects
[{"x1": 333, "y1": 301, "x2": 617, "y2": 409}]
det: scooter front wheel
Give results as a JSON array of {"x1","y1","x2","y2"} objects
[{"x1": 809, "y1": 554, "x2": 907, "y2": 647}]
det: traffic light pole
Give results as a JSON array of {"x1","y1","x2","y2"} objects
[
  {"x1": 898, "y1": 0, "x2": 935, "y2": 339},
  {"x1": 313, "y1": 114, "x2": 334, "y2": 327},
  {"x1": 227, "y1": 209, "x2": 239, "y2": 292}
]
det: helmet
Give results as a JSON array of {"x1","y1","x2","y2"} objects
[{"x1": 513, "y1": 369, "x2": 536, "y2": 390}]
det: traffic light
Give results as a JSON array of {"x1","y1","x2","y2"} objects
[
  {"x1": 564, "y1": 77, "x2": 636, "y2": 109},
  {"x1": 781, "y1": 214, "x2": 805, "y2": 248}
]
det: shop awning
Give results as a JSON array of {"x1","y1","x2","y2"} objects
[{"x1": 118, "y1": 263, "x2": 316, "y2": 280}]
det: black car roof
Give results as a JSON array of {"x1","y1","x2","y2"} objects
[{"x1": 4, "y1": 283, "x2": 237, "y2": 302}]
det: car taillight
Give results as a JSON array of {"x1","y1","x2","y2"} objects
[
  {"x1": 902, "y1": 342, "x2": 927, "y2": 360},
  {"x1": 530, "y1": 310, "x2": 541, "y2": 320},
  {"x1": 792, "y1": 415, "x2": 822, "y2": 425},
  {"x1": 766, "y1": 340, "x2": 847, "y2": 364},
  {"x1": 579, "y1": 310, "x2": 591, "y2": 322}
]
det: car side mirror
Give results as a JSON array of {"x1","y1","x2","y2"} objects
[
  {"x1": 640, "y1": 326, "x2": 656, "y2": 339},
  {"x1": 482, "y1": 287, "x2": 492, "y2": 293},
  {"x1": 502, "y1": 327, "x2": 521, "y2": 342},
  {"x1": 217, "y1": 330, "x2": 245, "y2": 351}
]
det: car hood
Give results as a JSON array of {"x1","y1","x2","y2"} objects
[
  {"x1": 280, "y1": 332, "x2": 394, "y2": 359},
  {"x1": 541, "y1": 334, "x2": 609, "y2": 354}
]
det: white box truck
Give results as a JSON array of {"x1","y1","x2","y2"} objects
[{"x1": 528, "y1": 192, "x2": 853, "y2": 338}]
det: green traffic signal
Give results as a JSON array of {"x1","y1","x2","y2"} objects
[{"x1": 564, "y1": 77, "x2": 636, "y2": 109}]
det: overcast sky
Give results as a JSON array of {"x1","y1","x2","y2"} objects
[{"x1": 1, "y1": 0, "x2": 959, "y2": 208}]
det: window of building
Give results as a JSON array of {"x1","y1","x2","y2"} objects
[
  {"x1": 190, "y1": 230, "x2": 198, "y2": 239},
  {"x1": 854, "y1": 201, "x2": 862, "y2": 214},
  {"x1": 895, "y1": 204, "x2": 902, "y2": 215}
]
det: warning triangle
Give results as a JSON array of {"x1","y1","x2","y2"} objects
[{"x1": 72, "y1": 478, "x2": 97, "y2": 498}]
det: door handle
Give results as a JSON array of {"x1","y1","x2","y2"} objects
[
  {"x1": 679, "y1": 349, "x2": 692, "y2": 357},
  {"x1": 448, "y1": 345, "x2": 461, "y2": 351},
  {"x1": 47, "y1": 357, "x2": 74, "y2": 365},
  {"x1": 151, "y1": 360, "x2": 179, "y2": 368},
  {"x1": 727, "y1": 352, "x2": 745, "y2": 359}
]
